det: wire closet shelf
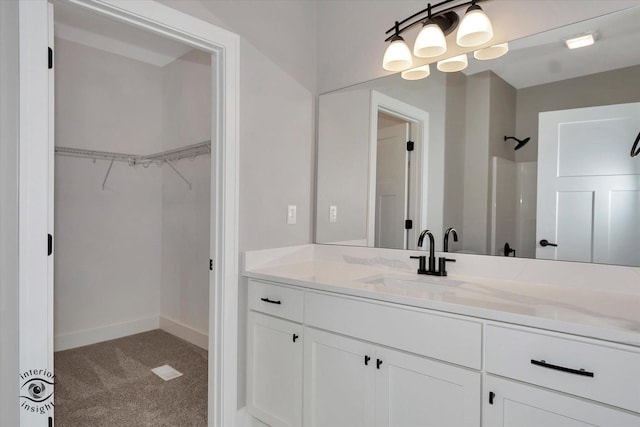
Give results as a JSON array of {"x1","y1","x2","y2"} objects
[{"x1": 55, "y1": 140, "x2": 211, "y2": 190}]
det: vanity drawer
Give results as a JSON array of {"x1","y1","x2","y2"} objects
[
  {"x1": 485, "y1": 325, "x2": 640, "y2": 412},
  {"x1": 305, "y1": 291, "x2": 482, "y2": 369},
  {"x1": 248, "y1": 280, "x2": 304, "y2": 323}
]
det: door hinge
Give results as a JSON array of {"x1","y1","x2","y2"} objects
[
  {"x1": 405, "y1": 220, "x2": 413, "y2": 230},
  {"x1": 48, "y1": 234, "x2": 53, "y2": 256},
  {"x1": 209, "y1": 259, "x2": 213, "y2": 271},
  {"x1": 48, "y1": 47, "x2": 53, "y2": 69},
  {"x1": 406, "y1": 140, "x2": 414, "y2": 151}
]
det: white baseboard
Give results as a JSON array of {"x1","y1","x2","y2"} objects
[
  {"x1": 54, "y1": 316, "x2": 160, "y2": 351},
  {"x1": 159, "y1": 316, "x2": 208, "y2": 350}
]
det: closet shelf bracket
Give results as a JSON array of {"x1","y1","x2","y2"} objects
[
  {"x1": 163, "y1": 155, "x2": 192, "y2": 190},
  {"x1": 102, "y1": 159, "x2": 115, "y2": 191}
]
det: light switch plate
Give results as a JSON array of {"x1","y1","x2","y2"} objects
[
  {"x1": 287, "y1": 205, "x2": 297, "y2": 225},
  {"x1": 329, "y1": 205, "x2": 337, "y2": 223}
]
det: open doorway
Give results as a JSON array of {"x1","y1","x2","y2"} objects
[
  {"x1": 18, "y1": 1, "x2": 239, "y2": 425},
  {"x1": 368, "y1": 91, "x2": 430, "y2": 250},
  {"x1": 52, "y1": 1, "x2": 212, "y2": 424}
]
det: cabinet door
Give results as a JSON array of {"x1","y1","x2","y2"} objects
[
  {"x1": 304, "y1": 327, "x2": 376, "y2": 427},
  {"x1": 247, "y1": 312, "x2": 303, "y2": 427},
  {"x1": 484, "y1": 375, "x2": 640, "y2": 427},
  {"x1": 375, "y1": 347, "x2": 481, "y2": 427}
]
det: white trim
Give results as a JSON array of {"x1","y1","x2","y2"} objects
[
  {"x1": 159, "y1": 316, "x2": 208, "y2": 350},
  {"x1": 18, "y1": 2, "x2": 52, "y2": 425},
  {"x1": 54, "y1": 316, "x2": 160, "y2": 352},
  {"x1": 19, "y1": 1, "x2": 240, "y2": 426},
  {"x1": 368, "y1": 91, "x2": 430, "y2": 249}
]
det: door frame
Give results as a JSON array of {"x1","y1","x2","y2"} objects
[
  {"x1": 18, "y1": 1, "x2": 239, "y2": 426},
  {"x1": 368, "y1": 91, "x2": 429, "y2": 249}
]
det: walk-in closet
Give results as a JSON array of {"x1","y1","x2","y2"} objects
[{"x1": 52, "y1": 2, "x2": 213, "y2": 424}]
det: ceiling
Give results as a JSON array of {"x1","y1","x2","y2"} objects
[
  {"x1": 53, "y1": 1, "x2": 193, "y2": 67},
  {"x1": 463, "y1": 6, "x2": 640, "y2": 89}
]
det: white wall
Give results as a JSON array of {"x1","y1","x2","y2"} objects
[
  {"x1": 0, "y1": 0, "x2": 20, "y2": 423},
  {"x1": 316, "y1": 90, "x2": 370, "y2": 244},
  {"x1": 161, "y1": 50, "x2": 211, "y2": 345},
  {"x1": 54, "y1": 39, "x2": 164, "y2": 349},
  {"x1": 316, "y1": 0, "x2": 640, "y2": 93}
]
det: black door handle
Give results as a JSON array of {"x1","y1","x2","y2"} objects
[
  {"x1": 260, "y1": 297, "x2": 281, "y2": 305},
  {"x1": 489, "y1": 391, "x2": 495, "y2": 405},
  {"x1": 364, "y1": 355, "x2": 371, "y2": 366},
  {"x1": 631, "y1": 131, "x2": 640, "y2": 157},
  {"x1": 292, "y1": 334, "x2": 299, "y2": 343},
  {"x1": 539, "y1": 239, "x2": 558, "y2": 247},
  {"x1": 376, "y1": 359, "x2": 383, "y2": 369}
]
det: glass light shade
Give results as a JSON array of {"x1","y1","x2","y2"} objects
[
  {"x1": 437, "y1": 54, "x2": 468, "y2": 72},
  {"x1": 383, "y1": 37, "x2": 413, "y2": 71},
  {"x1": 413, "y1": 22, "x2": 447, "y2": 58},
  {"x1": 473, "y1": 42, "x2": 509, "y2": 60},
  {"x1": 401, "y1": 65, "x2": 431, "y2": 80},
  {"x1": 456, "y1": 5, "x2": 494, "y2": 47}
]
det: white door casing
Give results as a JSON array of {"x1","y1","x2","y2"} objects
[
  {"x1": 375, "y1": 122, "x2": 410, "y2": 249},
  {"x1": 537, "y1": 103, "x2": 640, "y2": 266},
  {"x1": 368, "y1": 91, "x2": 430, "y2": 249},
  {"x1": 18, "y1": 1, "x2": 239, "y2": 426}
]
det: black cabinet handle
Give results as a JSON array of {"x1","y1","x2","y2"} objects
[
  {"x1": 292, "y1": 334, "x2": 299, "y2": 343},
  {"x1": 539, "y1": 239, "x2": 558, "y2": 247},
  {"x1": 364, "y1": 355, "x2": 371, "y2": 366},
  {"x1": 531, "y1": 359, "x2": 594, "y2": 377},
  {"x1": 489, "y1": 391, "x2": 495, "y2": 405},
  {"x1": 376, "y1": 359, "x2": 383, "y2": 369},
  {"x1": 260, "y1": 297, "x2": 281, "y2": 305},
  {"x1": 631, "y1": 131, "x2": 640, "y2": 157}
]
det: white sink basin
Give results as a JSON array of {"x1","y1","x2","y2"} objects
[{"x1": 362, "y1": 272, "x2": 464, "y2": 291}]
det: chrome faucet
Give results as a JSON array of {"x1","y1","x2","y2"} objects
[
  {"x1": 444, "y1": 227, "x2": 458, "y2": 252},
  {"x1": 411, "y1": 229, "x2": 456, "y2": 276}
]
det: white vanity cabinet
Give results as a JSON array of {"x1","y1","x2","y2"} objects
[
  {"x1": 302, "y1": 290, "x2": 482, "y2": 427},
  {"x1": 483, "y1": 325, "x2": 640, "y2": 427},
  {"x1": 483, "y1": 375, "x2": 640, "y2": 427},
  {"x1": 303, "y1": 327, "x2": 481, "y2": 427},
  {"x1": 247, "y1": 281, "x2": 304, "y2": 427}
]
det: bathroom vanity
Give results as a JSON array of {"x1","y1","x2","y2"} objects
[{"x1": 243, "y1": 245, "x2": 640, "y2": 427}]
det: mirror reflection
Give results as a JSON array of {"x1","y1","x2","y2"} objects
[{"x1": 316, "y1": 6, "x2": 640, "y2": 267}]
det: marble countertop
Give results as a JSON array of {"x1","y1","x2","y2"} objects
[{"x1": 244, "y1": 248, "x2": 640, "y2": 347}]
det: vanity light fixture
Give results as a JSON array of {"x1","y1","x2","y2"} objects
[
  {"x1": 383, "y1": 22, "x2": 413, "y2": 71},
  {"x1": 437, "y1": 54, "x2": 468, "y2": 72},
  {"x1": 383, "y1": 0, "x2": 494, "y2": 72},
  {"x1": 474, "y1": 42, "x2": 509, "y2": 60},
  {"x1": 565, "y1": 33, "x2": 595, "y2": 50},
  {"x1": 401, "y1": 64, "x2": 432, "y2": 80}
]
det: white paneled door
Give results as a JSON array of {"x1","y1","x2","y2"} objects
[
  {"x1": 375, "y1": 122, "x2": 410, "y2": 250},
  {"x1": 537, "y1": 102, "x2": 640, "y2": 266}
]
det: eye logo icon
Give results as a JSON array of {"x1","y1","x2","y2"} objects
[{"x1": 20, "y1": 369, "x2": 55, "y2": 415}]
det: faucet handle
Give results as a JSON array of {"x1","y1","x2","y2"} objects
[
  {"x1": 437, "y1": 257, "x2": 456, "y2": 276},
  {"x1": 410, "y1": 255, "x2": 428, "y2": 274}
]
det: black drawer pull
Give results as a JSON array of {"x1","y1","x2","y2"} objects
[
  {"x1": 376, "y1": 359, "x2": 383, "y2": 369},
  {"x1": 293, "y1": 334, "x2": 299, "y2": 343},
  {"x1": 260, "y1": 297, "x2": 281, "y2": 305},
  {"x1": 631, "y1": 131, "x2": 640, "y2": 158},
  {"x1": 531, "y1": 359, "x2": 594, "y2": 377},
  {"x1": 489, "y1": 391, "x2": 495, "y2": 405},
  {"x1": 365, "y1": 355, "x2": 371, "y2": 366}
]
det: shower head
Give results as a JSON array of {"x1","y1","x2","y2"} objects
[{"x1": 504, "y1": 135, "x2": 530, "y2": 151}]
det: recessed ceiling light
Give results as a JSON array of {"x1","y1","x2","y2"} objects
[{"x1": 565, "y1": 34, "x2": 595, "y2": 50}]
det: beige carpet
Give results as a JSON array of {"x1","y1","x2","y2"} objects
[{"x1": 54, "y1": 329, "x2": 208, "y2": 426}]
